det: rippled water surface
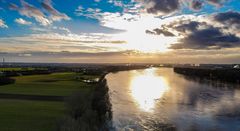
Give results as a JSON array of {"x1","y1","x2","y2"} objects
[{"x1": 106, "y1": 68, "x2": 240, "y2": 131}]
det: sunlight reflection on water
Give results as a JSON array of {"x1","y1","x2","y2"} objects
[
  {"x1": 130, "y1": 68, "x2": 169, "y2": 112},
  {"x1": 107, "y1": 68, "x2": 240, "y2": 131}
]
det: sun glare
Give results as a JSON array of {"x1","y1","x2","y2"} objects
[
  {"x1": 116, "y1": 31, "x2": 177, "y2": 53},
  {"x1": 130, "y1": 68, "x2": 169, "y2": 112}
]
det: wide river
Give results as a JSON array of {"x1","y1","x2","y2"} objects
[{"x1": 106, "y1": 68, "x2": 240, "y2": 131}]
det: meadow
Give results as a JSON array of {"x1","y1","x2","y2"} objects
[
  {"x1": 0, "y1": 99, "x2": 64, "y2": 131},
  {"x1": 0, "y1": 71, "x2": 100, "y2": 131},
  {"x1": 0, "y1": 72, "x2": 98, "y2": 96}
]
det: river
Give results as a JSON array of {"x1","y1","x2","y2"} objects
[{"x1": 106, "y1": 68, "x2": 240, "y2": 131}]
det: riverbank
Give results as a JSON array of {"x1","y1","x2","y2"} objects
[
  {"x1": 58, "y1": 73, "x2": 112, "y2": 131},
  {"x1": 0, "y1": 65, "x2": 150, "y2": 130},
  {"x1": 174, "y1": 67, "x2": 240, "y2": 83}
]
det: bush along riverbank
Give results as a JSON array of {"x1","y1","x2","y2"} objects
[
  {"x1": 57, "y1": 74, "x2": 112, "y2": 131},
  {"x1": 174, "y1": 67, "x2": 240, "y2": 83}
]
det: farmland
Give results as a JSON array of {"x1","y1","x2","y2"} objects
[{"x1": 0, "y1": 70, "x2": 100, "y2": 131}]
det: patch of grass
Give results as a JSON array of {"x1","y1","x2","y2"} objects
[
  {"x1": 0, "y1": 68, "x2": 23, "y2": 71},
  {"x1": 0, "y1": 99, "x2": 64, "y2": 131},
  {"x1": 0, "y1": 67, "x2": 42, "y2": 71},
  {"x1": 0, "y1": 73, "x2": 98, "y2": 96}
]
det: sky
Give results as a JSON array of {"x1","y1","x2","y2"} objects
[{"x1": 0, "y1": 0, "x2": 240, "y2": 63}]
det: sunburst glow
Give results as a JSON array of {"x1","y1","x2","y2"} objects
[
  {"x1": 130, "y1": 68, "x2": 169, "y2": 112},
  {"x1": 115, "y1": 31, "x2": 177, "y2": 53}
]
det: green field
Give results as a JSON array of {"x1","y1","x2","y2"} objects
[
  {"x1": 0, "y1": 72, "x2": 100, "y2": 131},
  {"x1": 0, "y1": 67, "x2": 43, "y2": 71},
  {"x1": 0, "y1": 99, "x2": 64, "y2": 131},
  {"x1": 0, "y1": 72, "x2": 98, "y2": 96}
]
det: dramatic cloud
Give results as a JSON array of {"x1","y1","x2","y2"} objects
[
  {"x1": 41, "y1": 0, "x2": 70, "y2": 21},
  {"x1": 190, "y1": 0, "x2": 203, "y2": 11},
  {"x1": 146, "y1": 28, "x2": 175, "y2": 36},
  {"x1": 10, "y1": 0, "x2": 51, "y2": 26},
  {"x1": 173, "y1": 20, "x2": 240, "y2": 49},
  {"x1": 136, "y1": 0, "x2": 228, "y2": 15},
  {"x1": 210, "y1": 11, "x2": 240, "y2": 38},
  {"x1": 15, "y1": 18, "x2": 32, "y2": 25},
  {"x1": 138, "y1": 0, "x2": 180, "y2": 15},
  {"x1": 214, "y1": 11, "x2": 240, "y2": 28},
  {"x1": 172, "y1": 25, "x2": 240, "y2": 49},
  {"x1": 173, "y1": 21, "x2": 205, "y2": 33},
  {"x1": 146, "y1": 12, "x2": 240, "y2": 50},
  {"x1": 9, "y1": 0, "x2": 69, "y2": 26},
  {"x1": 0, "y1": 19, "x2": 8, "y2": 28}
]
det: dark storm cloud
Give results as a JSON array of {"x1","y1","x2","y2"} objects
[
  {"x1": 146, "y1": 28, "x2": 175, "y2": 36},
  {"x1": 214, "y1": 11, "x2": 240, "y2": 27},
  {"x1": 147, "y1": 21, "x2": 205, "y2": 36},
  {"x1": 190, "y1": 0, "x2": 203, "y2": 11},
  {"x1": 170, "y1": 22, "x2": 240, "y2": 49},
  {"x1": 147, "y1": 17, "x2": 240, "y2": 50},
  {"x1": 139, "y1": 0, "x2": 180, "y2": 15},
  {"x1": 138, "y1": 0, "x2": 228, "y2": 15},
  {"x1": 174, "y1": 21, "x2": 205, "y2": 33}
]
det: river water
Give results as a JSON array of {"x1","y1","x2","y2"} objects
[{"x1": 106, "y1": 68, "x2": 240, "y2": 131}]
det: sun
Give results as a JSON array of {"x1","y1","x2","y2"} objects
[
  {"x1": 130, "y1": 68, "x2": 169, "y2": 111},
  {"x1": 117, "y1": 31, "x2": 177, "y2": 53}
]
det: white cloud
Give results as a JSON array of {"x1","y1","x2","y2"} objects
[
  {"x1": 0, "y1": 19, "x2": 8, "y2": 28},
  {"x1": 17, "y1": 0, "x2": 51, "y2": 26},
  {"x1": 41, "y1": 0, "x2": 70, "y2": 21},
  {"x1": 15, "y1": 18, "x2": 32, "y2": 25},
  {"x1": 108, "y1": 0, "x2": 124, "y2": 7},
  {"x1": 29, "y1": 33, "x2": 125, "y2": 44},
  {"x1": 0, "y1": 32, "x2": 126, "y2": 54},
  {"x1": 10, "y1": 0, "x2": 70, "y2": 26}
]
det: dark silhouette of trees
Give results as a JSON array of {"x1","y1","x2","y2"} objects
[{"x1": 174, "y1": 67, "x2": 240, "y2": 83}]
